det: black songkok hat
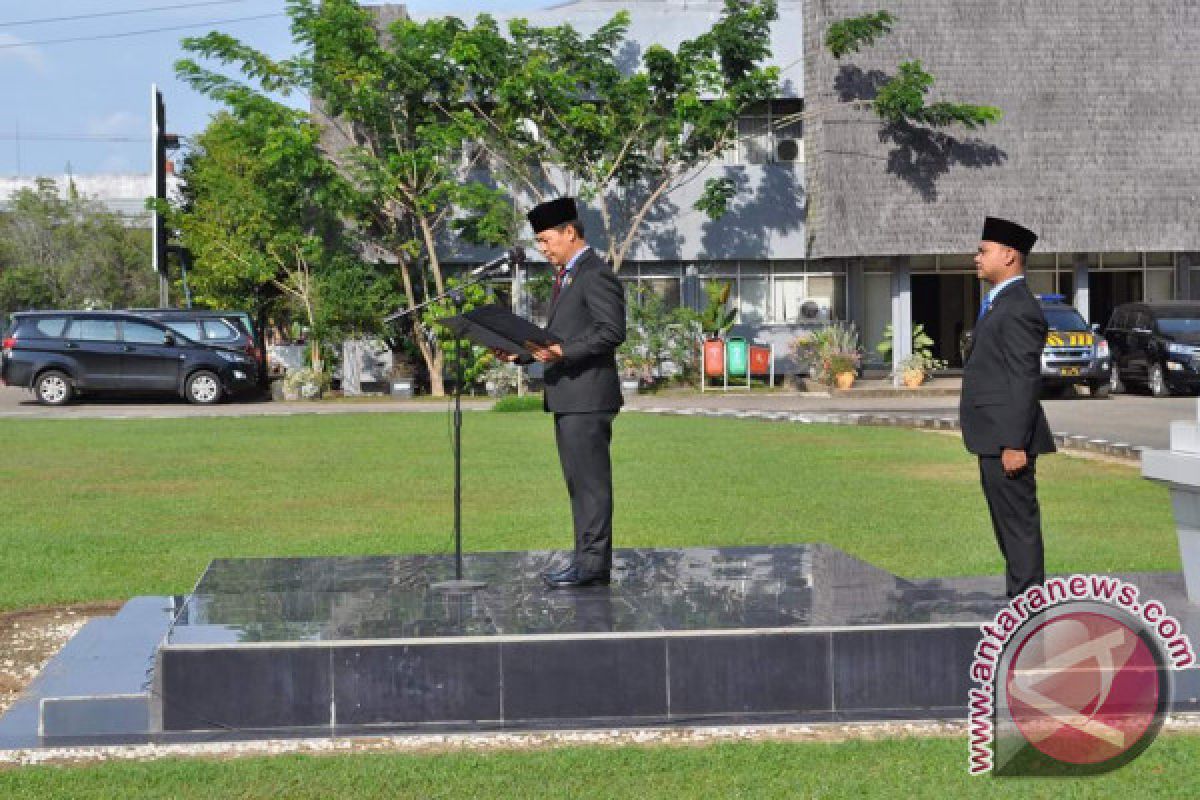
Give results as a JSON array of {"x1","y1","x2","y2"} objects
[
  {"x1": 526, "y1": 197, "x2": 578, "y2": 233},
  {"x1": 981, "y1": 216, "x2": 1038, "y2": 255}
]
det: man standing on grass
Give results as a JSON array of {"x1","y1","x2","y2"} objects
[
  {"x1": 498, "y1": 197, "x2": 626, "y2": 589},
  {"x1": 960, "y1": 217, "x2": 1056, "y2": 598}
]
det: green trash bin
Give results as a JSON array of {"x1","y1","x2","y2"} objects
[{"x1": 725, "y1": 337, "x2": 747, "y2": 377}]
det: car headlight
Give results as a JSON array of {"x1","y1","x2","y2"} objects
[
  {"x1": 1095, "y1": 338, "x2": 1110, "y2": 359},
  {"x1": 216, "y1": 350, "x2": 247, "y2": 363},
  {"x1": 1167, "y1": 343, "x2": 1195, "y2": 357}
]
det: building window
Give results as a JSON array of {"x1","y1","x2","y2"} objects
[{"x1": 735, "y1": 99, "x2": 804, "y2": 165}]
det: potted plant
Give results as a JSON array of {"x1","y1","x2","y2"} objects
[
  {"x1": 827, "y1": 352, "x2": 860, "y2": 389},
  {"x1": 798, "y1": 322, "x2": 862, "y2": 388},
  {"x1": 617, "y1": 346, "x2": 653, "y2": 394},
  {"x1": 282, "y1": 366, "x2": 331, "y2": 401},
  {"x1": 876, "y1": 323, "x2": 947, "y2": 387}
]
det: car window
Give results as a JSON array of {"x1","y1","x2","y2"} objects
[
  {"x1": 24, "y1": 317, "x2": 69, "y2": 338},
  {"x1": 1132, "y1": 311, "x2": 1152, "y2": 331},
  {"x1": 1107, "y1": 310, "x2": 1127, "y2": 329},
  {"x1": 1043, "y1": 307, "x2": 1088, "y2": 332},
  {"x1": 65, "y1": 318, "x2": 119, "y2": 342},
  {"x1": 1157, "y1": 318, "x2": 1200, "y2": 336},
  {"x1": 122, "y1": 321, "x2": 169, "y2": 344},
  {"x1": 164, "y1": 321, "x2": 202, "y2": 341},
  {"x1": 201, "y1": 319, "x2": 239, "y2": 341}
]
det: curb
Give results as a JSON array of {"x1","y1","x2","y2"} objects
[{"x1": 631, "y1": 407, "x2": 1144, "y2": 462}]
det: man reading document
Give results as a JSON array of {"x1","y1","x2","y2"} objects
[{"x1": 495, "y1": 197, "x2": 626, "y2": 589}]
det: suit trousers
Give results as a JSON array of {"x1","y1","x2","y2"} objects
[
  {"x1": 554, "y1": 411, "x2": 616, "y2": 576},
  {"x1": 978, "y1": 455, "x2": 1045, "y2": 597}
]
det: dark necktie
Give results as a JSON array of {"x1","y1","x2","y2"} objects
[
  {"x1": 977, "y1": 294, "x2": 992, "y2": 322},
  {"x1": 552, "y1": 268, "x2": 567, "y2": 302}
]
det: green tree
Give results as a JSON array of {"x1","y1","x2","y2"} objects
[
  {"x1": 825, "y1": 10, "x2": 1002, "y2": 129},
  {"x1": 178, "y1": 0, "x2": 515, "y2": 395},
  {"x1": 0, "y1": 179, "x2": 156, "y2": 315},
  {"x1": 171, "y1": 92, "x2": 398, "y2": 373},
  {"x1": 448, "y1": 0, "x2": 780, "y2": 271}
]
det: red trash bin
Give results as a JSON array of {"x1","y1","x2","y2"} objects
[
  {"x1": 703, "y1": 338, "x2": 725, "y2": 378},
  {"x1": 748, "y1": 345, "x2": 771, "y2": 375}
]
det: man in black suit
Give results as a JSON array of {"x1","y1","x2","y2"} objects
[
  {"x1": 960, "y1": 217, "x2": 1056, "y2": 598},
  {"x1": 505, "y1": 197, "x2": 626, "y2": 588}
]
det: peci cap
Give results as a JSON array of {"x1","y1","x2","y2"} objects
[
  {"x1": 526, "y1": 197, "x2": 578, "y2": 233},
  {"x1": 981, "y1": 216, "x2": 1038, "y2": 255}
]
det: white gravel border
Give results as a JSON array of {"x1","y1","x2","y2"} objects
[{"x1": 4, "y1": 715, "x2": 1200, "y2": 767}]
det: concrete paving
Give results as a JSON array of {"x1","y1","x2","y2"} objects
[{"x1": 2, "y1": 383, "x2": 1196, "y2": 450}]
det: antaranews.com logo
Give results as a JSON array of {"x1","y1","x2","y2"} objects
[{"x1": 967, "y1": 575, "x2": 1195, "y2": 776}]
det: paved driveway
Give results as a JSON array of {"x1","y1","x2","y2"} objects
[{"x1": 2, "y1": 384, "x2": 1195, "y2": 449}]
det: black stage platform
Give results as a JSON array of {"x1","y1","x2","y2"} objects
[{"x1": 2, "y1": 545, "x2": 1198, "y2": 748}]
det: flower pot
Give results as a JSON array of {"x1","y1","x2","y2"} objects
[
  {"x1": 902, "y1": 369, "x2": 926, "y2": 388},
  {"x1": 834, "y1": 371, "x2": 856, "y2": 390}
]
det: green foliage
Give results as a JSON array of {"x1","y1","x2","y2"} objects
[
  {"x1": 425, "y1": 278, "x2": 497, "y2": 386},
  {"x1": 695, "y1": 177, "x2": 738, "y2": 221},
  {"x1": 282, "y1": 366, "x2": 331, "y2": 400},
  {"x1": 792, "y1": 322, "x2": 862, "y2": 384},
  {"x1": 874, "y1": 61, "x2": 1003, "y2": 130},
  {"x1": 452, "y1": 0, "x2": 780, "y2": 269},
  {"x1": 492, "y1": 393, "x2": 543, "y2": 412},
  {"x1": 825, "y1": 10, "x2": 895, "y2": 58},
  {"x1": 176, "y1": 0, "x2": 516, "y2": 393},
  {"x1": 699, "y1": 281, "x2": 738, "y2": 336},
  {"x1": 825, "y1": 13, "x2": 1002, "y2": 130},
  {"x1": 617, "y1": 286, "x2": 701, "y2": 384},
  {"x1": 0, "y1": 180, "x2": 157, "y2": 315},
  {"x1": 875, "y1": 322, "x2": 948, "y2": 376}
]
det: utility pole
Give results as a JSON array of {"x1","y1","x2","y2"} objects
[{"x1": 151, "y1": 85, "x2": 180, "y2": 307}]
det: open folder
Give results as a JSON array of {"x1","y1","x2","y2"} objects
[{"x1": 441, "y1": 303, "x2": 561, "y2": 359}]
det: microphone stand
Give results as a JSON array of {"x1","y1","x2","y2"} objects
[{"x1": 386, "y1": 267, "x2": 507, "y2": 593}]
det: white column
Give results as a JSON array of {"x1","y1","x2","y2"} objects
[
  {"x1": 890, "y1": 257, "x2": 912, "y2": 386},
  {"x1": 1072, "y1": 254, "x2": 1090, "y2": 324}
]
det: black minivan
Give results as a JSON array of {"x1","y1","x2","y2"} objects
[
  {"x1": 1104, "y1": 302, "x2": 1200, "y2": 397},
  {"x1": 1, "y1": 311, "x2": 260, "y2": 405}
]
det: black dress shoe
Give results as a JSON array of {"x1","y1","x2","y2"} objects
[
  {"x1": 543, "y1": 567, "x2": 611, "y2": 589},
  {"x1": 542, "y1": 562, "x2": 576, "y2": 581}
]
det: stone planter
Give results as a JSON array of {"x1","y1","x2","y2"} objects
[{"x1": 1142, "y1": 399, "x2": 1200, "y2": 603}]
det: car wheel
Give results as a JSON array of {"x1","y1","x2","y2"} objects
[
  {"x1": 34, "y1": 370, "x2": 73, "y2": 406},
  {"x1": 1090, "y1": 380, "x2": 1110, "y2": 399},
  {"x1": 185, "y1": 370, "x2": 223, "y2": 405},
  {"x1": 1108, "y1": 366, "x2": 1124, "y2": 395},
  {"x1": 1148, "y1": 364, "x2": 1171, "y2": 398}
]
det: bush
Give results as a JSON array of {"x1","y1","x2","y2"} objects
[
  {"x1": 282, "y1": 367, "x2": 331, "y2": 400},
  {"x1": 492, "y1": 394, "x2": 544, "y2": 412}
]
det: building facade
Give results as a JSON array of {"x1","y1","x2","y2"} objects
[
  {"x1": 804, "y1": 0, "x2": 1200, "y2": 369},
  {"x1": 356, "y1": 0, "x2": 1200, "y2": 375}
]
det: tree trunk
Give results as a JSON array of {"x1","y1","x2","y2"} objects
[{"x1": 395, "y1": 251, "x2": 446, "y2": 396}]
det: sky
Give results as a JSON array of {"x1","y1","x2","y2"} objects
[{"x1": 0, "y1": 0, "x2": 542, "y2": 176}]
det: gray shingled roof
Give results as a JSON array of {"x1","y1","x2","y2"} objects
[{"x1": 803, "y1": 0, "x2": 1200, "y2": 258}]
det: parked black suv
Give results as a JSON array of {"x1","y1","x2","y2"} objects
[
  {"x1": 1105, "y1": 302, "x2": 1200, "y2": 397},
  {"x1": 1, "y1": 311, "x2": 260, "y2": 405},
  {"x1": 127, "y1": 308, "x2": 266, "y2": 387}
]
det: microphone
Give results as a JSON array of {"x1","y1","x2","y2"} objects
[{"x1": 470, "y1": 246, "x2": 526, "y2": 277}]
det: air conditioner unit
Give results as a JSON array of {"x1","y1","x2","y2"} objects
[
  {"x1": 797, "y1": 297, "x2": 831, "y2": 322},
  {"x1": 774, "y1": 137, "x2": 803, "y2": 163}
]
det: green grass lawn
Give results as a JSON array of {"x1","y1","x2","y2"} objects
[
  {"x1": 0, "y1": 412, "x2": 1177, "y2": 611},
  {"x1": 3, "y1": 735, "x2": 1199, "y2": 798}
]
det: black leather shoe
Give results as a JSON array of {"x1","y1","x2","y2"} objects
[
  {"x1": 543, "y1": 567, "x2": 611, "y2": 589},
  {"x1": 542, "y1": 562, "x2": 576, "y2": 581}
]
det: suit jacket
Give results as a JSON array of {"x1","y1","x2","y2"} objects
[
  {"x1": 537, "y1": 247, "x2": 626, "y2": 413},
  {"x1": 960, "y1": 278, "x2": 1056, "y2": 456}
]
